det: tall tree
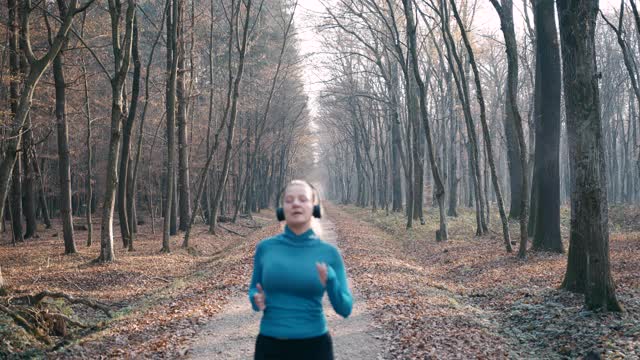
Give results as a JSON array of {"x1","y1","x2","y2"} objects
[
  {"x1": 80, "y1": 13, "x2": 93, "y2": 247},
  {"x1": 449, "y1": 0, "x2": 512, "y2": 251},
  {"x1": 209, "y1": 0, "x2": 260, "y2": 234},
  {"x1": 402, "y1": 0, "x2": 448, "y2": 240},
  {"x1": 163, "y1": 0, "x2": 179, "y2": 253},
  {"x1": 0, "y1": 0, "x2": 93, "y2": 244},
  {"x1": 437, "y1": 0, "x2": 487, "y2": 235},
  {"x1": 558, "y1": 0, "x2": 622, "y2": 311},
  {"x1": 7, "y1": 0, "x2": 23, "y2": 245},
  {"x1": 490, "y1": 0, "x2": 530, "y2": 258},
  {"x1": 177, "y1": 0, "x2": 191, "y2": 232},
  {"x1": 98, "y1": 0, "x2": 136, "y2": 262},
  {"x1": 21, "y1": 114, "x2": 37, "y2": 240},
  {"x1": 600, "y1": 1, "x2": 640, "y2": 189},
  {"x1": 52, "y1": 0, "x2": 78, "y2": 254},
  {"x1": 118, "y1": 13, "x2": 142, "y2": 251},
  {"x1": 530, "y1": 0, "x2": 562, "y2": 253}
]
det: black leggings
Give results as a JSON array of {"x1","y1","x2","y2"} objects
[{"x1": 254, "y1": 333, "x2": 334, "y2": 360}]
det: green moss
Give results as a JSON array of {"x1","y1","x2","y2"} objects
[{"x1": 0, "y1": 317, "x2": 46, "y2": 359}]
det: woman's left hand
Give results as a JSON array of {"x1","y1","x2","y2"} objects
[{"x1": 316, "y1": 262, "x2": 328, "y2": 287}]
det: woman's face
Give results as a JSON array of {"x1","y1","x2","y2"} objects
[{"x1": 283, "y1": 184, "x2": 314, "y2": 227}]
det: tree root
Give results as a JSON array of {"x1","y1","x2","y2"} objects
[
  {"x1": 1, "y1": 289, "x2": 111, "y2": 345},
  {"x1": 12, "y1": 290, "x2": 112, "y2": 317},
  {"x1": 0, "y1": 303, "x2": 53, "y2": 345}
]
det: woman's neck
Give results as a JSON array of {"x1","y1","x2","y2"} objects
[{"x1": 287, "y1": 222, "x2": 312, "y2": 235}]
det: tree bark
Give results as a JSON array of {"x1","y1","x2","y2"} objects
[
  {"x1": 402, "y1": 0, "x2": 448, "y2": 238},
  {"x1": 210, "y1": 0, "x2": 256, "y2": 234},
  {"x1": 10, "y1": 160, "x2": 23, "y2": 244},
  {"x1": 119, "y1": 14, "x2": 141, "y2": 251},
  {"x1": 163, "y1": 0, "x2": 178, "y2": 253},
  {"x1": 558, "y1": 0, "x2": 622, "y2": 311},
  {"x1": 6, "y1": 0, "x2": 22, "y2": 245},
  {"x1": 490, "y1": 0, "x2": 530, "y2": 257},
  {"x1": 99, "y1": 0, "x2": 136, "y2": 262},
  {"x1": 177, "y1": 0, "x2": 191, "y2": 232},
  {"x1": 450, "y1": 0, "x2": 512, "y2": 251},
  {"x1": 0, "y1": 0, "x2": 88, "y2": 229},
  {"x1": 530, "y1": 0, "x2": 562, "y2": 253},
  {"x1": 439, "y1": 0, "x2": 485, "y2": 235},
  {"x1": 32, "y1": 150, "x2": 51, "y2": 229},
  {"x1": 53, "y1": 0, "x2": 76, "y2": 254},
  {"x1": 80, "y1": 15, "x2": 93, "y2": 246},
  {"x1": 21, "y1": 115, "x2": 37, "y2": 239}
]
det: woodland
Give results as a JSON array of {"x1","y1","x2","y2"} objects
[{"x1": 0, "y1": 0, "x2": 639, "y2": 358}]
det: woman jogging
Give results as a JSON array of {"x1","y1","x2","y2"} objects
[{"x1": 248, "y1": 179, "x2": 353, "y2": 360}]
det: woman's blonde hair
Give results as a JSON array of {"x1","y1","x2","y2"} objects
[{"x1": 283, "y1": 179, "x2": 320, "y2": 205}]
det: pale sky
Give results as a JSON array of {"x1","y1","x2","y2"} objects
[{"x1": 294, "y1": 0, "x2": 621, "y2": 116}]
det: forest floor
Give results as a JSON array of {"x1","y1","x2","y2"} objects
[
  {"x1": 0, "y1": 204, "x2": 639, "y2": 359},
  {"x1": 0, "y1": 214, "x2": 277, "y2": 359},
  {"x1": 332, "y1": 204, "x2": 640, "y2": 359}
]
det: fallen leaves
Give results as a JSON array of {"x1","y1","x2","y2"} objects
[
  {"x1": 0, "y1": 214, "x2": 276, "y2": 358},
  {"x1": 330, "y1": 204, "x2": 640, "y2": 359}
]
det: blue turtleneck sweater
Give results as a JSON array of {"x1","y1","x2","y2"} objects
[{"x1": 248, "y1": 225, "x2": 353, "y2": 339}]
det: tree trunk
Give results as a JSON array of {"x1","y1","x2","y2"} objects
[
  {"x1": 81, "y1": 26, "x2": 93, "y2": 246},
  {"x1": 99, "y1": 0, "x2": 136, "y2": 262},
  {"x1": 490, "y1": 0, "x2": 529, "y2": 258},
  {"x1": 530, "y1": 0, "x2": 562, "y2": 253},
  {"x1": 119, "y1": 14, "x2": 141, "y2": 251},
  {"x1": 403, "y1": 0, "x2": 447, "y2": 239},
  {"x1": 177, "y1": 0, "x2": 191, "y2": 232},
  {"x1": 133, "y1": 0, "x2": 167, "y2": 241},
  {"x1": 0, "y1": 0, "x2": 81, "y2": 228},
  {"x1": 6, "y1": 0, "x2": 22, "y2": 245},
  {"x1": 10, "y1": 162, "x2": 24, "y2": 244},
  {"x1": 390, "y1": 62, "x2": 403, "y2": 212},
  {"x1": 163, "y1": 0, "x2": 178, "y2": 253},
  {"x1": 21, "y1": 115, "x2": 37, "y2": 239},
  {"x1": 439, "y1": 0, "x2": 485, "y2": 234},
  {"x1": 558, "y1": 0, "x2": 622, "y2": 311},
  {"x1": 450, "y1": 0, "x2": 512, "y2": 250},
  {"x1": 51, "y1": 7, "x2": 76, "y2": 253},
  {"x1": 32, "y1": 150, "x2": 51, "y2": 229}
]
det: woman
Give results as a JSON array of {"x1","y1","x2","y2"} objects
[{"x1": 248, "y1": 180, "x2": 353, "y2": 360}]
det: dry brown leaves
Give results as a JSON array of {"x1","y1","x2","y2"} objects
[
  {"x1": 0, "y1": 213, "x2": 277, "y2": 358},
  {"x1": 330, "y1": 204, "x2": 640, "y2": 359}
]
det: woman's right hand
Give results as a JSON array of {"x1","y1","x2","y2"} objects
[{"x1": 254, "y1": 283, "x2": 266, "y2": 311}]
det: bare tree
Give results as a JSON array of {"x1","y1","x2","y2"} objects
[
  {"x1": 489, "y1": 0, "x2": 530, "y2": 258},
  {"x1": 558, "y1": 0, "x2": 622, "y2": 311},
  {"x1": 449, "y1": 0, "x2": 512, "y2": 251},
  {"x1": 51, "y1": 0, "x2": 78, "y2": 254},
  {"x1": 98, "y1": 0, "x2": 136, "y2": 262},
  {"x1": 530, "y1": 0, "x2": 562, "y2": 253},
  {"x1": 0, "y1": 0, "x2": 94, "y2": 246},
  {"x1": 209, "y1": 0, "x2": 263, "y2": 234},
  {"x1": 162, "y1": 0, "x2": 179, "y2": 253},
  {"x1": 401, "y1": 0, "x2": 448, "y2": 240}
]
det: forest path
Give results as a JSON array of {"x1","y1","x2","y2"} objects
[{"x1": 187, "y1": 216, "x2": 384, "y2": 360}]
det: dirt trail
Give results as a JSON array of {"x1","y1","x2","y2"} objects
[{"x1": 188, "y1": 217, "x2": 384, "y2": 359}]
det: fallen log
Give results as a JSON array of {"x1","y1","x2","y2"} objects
[{"x1": 218, "y1": 225, "x2": 245, "y2": 237}]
